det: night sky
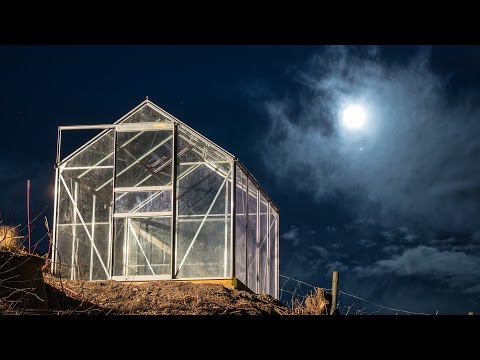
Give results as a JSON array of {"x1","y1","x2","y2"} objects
[{"x1": 1, "y1": 45, "x2": 480, "y2": 314}]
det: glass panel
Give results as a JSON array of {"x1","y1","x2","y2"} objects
[
  {"x1": 115, "y1": 190, "x2": 172, "y2": 213},
  {"x1": 116, "y1": 130, "x2": 173, "y2": 187},
  {"x1": 113, "y1": 217, "x2": 171, "y2": 276},
  {"x1": 259, "y1": 194, "x2": 268, "y2": 294},
  {"x1": 176, "y1": 220, "x2": 229, "y2": 278},
  {"x1": 113, "y1": 218, "x2": 126, "y2": 276},
  {"x1": 55, "y1": 129, "x2": 114, "y2": 280},
  {"x1": 63, "y1": 168, "x2": 114, "y2": 203},
  {"x1": 59, "y1": 176, "x2": 93, "y2": 215},
  {"x1": 175, "y1": 219, "x2": 200, "y2": 276},
  {"x1": 247, "y1": 179, "x2": 257, "y2": 292},
  {"x1": 235, "y1": 167, "x2": 247, "y2": 285},
  {"x1": 269, "y1": 207, "x2": 278, "y2": 298},
  {"x1": 122, "y1": 104, "x2": 169, "y2": 123},
  {"x1": 71, "y1": 224, "x2": 92, "y2": 280},
  {"x1": 54, "y1": 225, "x2": 73, "y2": 278},
  {"x1": 91, "y1": 224, "x2": 110, "y2": 280},
  {"x1": 225, "y1": 216, "x2": 231, "y2": 278},
  {"x1": 64, "y1": 130, "x2": 114, "y2": 168},
  {"x1": 57, "y1": 178, "x2": 74, "y2": 225},
  {"x1": 56, "y1": 173, "x2": 112, "y2": 279},
  {"x1": 94, "y1": 191, "x2": 111, "y2": 223},
  {"x1": 177, "y1": 165, "x2": 226, "y2": 216},
  {"x1": 176, "y1": 148, "x2": 232, "y2": 278},
  {"x1": 178, "y1": 127, "x2": 228, "y2": 164}
]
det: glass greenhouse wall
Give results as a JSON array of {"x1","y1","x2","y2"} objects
[{"x1": 52, "y1": 100, "x2": 279, "y2": 298}]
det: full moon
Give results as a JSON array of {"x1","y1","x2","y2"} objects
[{"x1": 342, "y1": 105, "x2": 366, "y2": 129}]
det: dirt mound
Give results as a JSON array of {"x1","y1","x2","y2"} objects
[{"x1": 42, "y1": 273, "x2": 289, "y2": 315}]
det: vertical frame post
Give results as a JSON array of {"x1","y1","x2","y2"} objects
[
  {"x1": 245, "y1": 172, "x2": 249, "y2": 287},
  {"x1": 171, "y1": 123, "x2": 178, "y2": 279},
  {"x1": 230, "y1": 160, "x2": 236, "y2": 279},
  {"x1": 107, "y1": 199, "x2": 113, "y2": 278},
  {"x1": 223, "y1": 167, "x2": 228, "y2": 277},
  {"x1": 109, "y1": 129, "x2": 118, "y2": 279},
  {"x1": 56, "y1": 127, "x2": 62, "y2": 164},
  {"x1": 275, "y1": 212, "x2": 280, "y2": 299},
  {"x1": 266, "y1": 202, "x2": 270, "y2": 296},
  {"x1": 256, "y1": 187, "x2": 260, "y2": 294},
  {"x1": 51, "y1": 166, "x2": 60, "y2": 274},
  {"x1": 71, "y1": 182, "x2": 78, "y2": 280},
  {"x1": 90, "y1": 194, "x2": 96, "y2": 280}
]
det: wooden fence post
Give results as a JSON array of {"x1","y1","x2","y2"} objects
[
  {"x1": 316, "y1": 288, "x2": 325, "y2": 314},
  {"x1": 330, "y1": 271, "x2": 339, "y2": 315}
]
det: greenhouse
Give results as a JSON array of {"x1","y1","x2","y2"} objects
[{"x1": 52, "y1": 99, "x2": 279, "y2": 298}]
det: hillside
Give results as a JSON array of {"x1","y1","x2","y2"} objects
[
  {"x1": 1, "y1": 251, "x2": 329, "y2": 315},
  {"x1": 41, "y1": 273, "x2": 289, "y2": 315}
]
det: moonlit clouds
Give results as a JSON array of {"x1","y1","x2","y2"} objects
[
  {"x1": 261, "y1": 46, "x2": 480, "y2": 313},
  {"x1": 262, "y1": 46, "x2": 480, "y2": 232}
]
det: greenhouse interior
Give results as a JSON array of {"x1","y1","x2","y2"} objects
[{"x1": 52, "y1": 99, "x2": 279, "y2": 298}]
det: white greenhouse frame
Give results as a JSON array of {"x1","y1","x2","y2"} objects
[{"x1": 51, "y1": 100, "x2": 279, "y2": 298}]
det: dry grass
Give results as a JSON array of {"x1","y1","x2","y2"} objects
[
  {"x1": 42, "y1": 273, "x2": 291, "y2": 315},
  {"x1": 290, "y1": 288, "x2": 331, "y2": 315},
  {"x1": 0, "y1": 225, "x2": 23, "y2": 253}
]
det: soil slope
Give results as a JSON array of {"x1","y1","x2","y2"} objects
[{"x1": 42, "y1": 273, "x2": 289, "y2": 315}]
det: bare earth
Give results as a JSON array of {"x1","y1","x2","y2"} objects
[{"x1": 42, "y1": 273, "x2": 290, "y2": 315}]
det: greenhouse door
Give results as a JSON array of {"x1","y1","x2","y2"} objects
[
  {"x1": 112, "y1": 123, "x2": 175, "y2": 280},
  {"x1": 113, "y1": 216, "x2": 172, "y2": 279}
]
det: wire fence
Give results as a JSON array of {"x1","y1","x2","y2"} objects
[
  {"x1": 279, "y1": 274, "x2": 433, "y2": 315},
  {"x1": 0, "y1": 182, "x2": 438, "y2": 316}
]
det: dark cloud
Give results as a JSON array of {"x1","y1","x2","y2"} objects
[
  {"x1": 355, "y1": 245, "x2": 480, "y2": 294},
  {"x1": 359, "y1": 238, "x2": 375, "y2": 248},
  {"x1": 464, "y1": 285, "x2": 480, "y2": 295},
  {"x1": 310, "y1": 245, "x2": 330, "y2": 257},
  {"x1": 325, "y1": 260, "x2": 349, "y2": 274},
  {"x1": 326, "y1": 226, "x2": 337, "y2": 232},
  {"x1": 262, "y1": 45, "x2": 480, "y2": 233},
  {"x1": 382, "y1": 244, "x2": 404, "y2": 254},
  {"x1": 281, "y1": 225, "x2": 300, "y2": 246}
]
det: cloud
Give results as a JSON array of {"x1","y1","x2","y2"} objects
[
  {"x1": 380, "y1": 230, "x2": 395, "y2": 242},
  {"x1": 261, "y1": 45, "x2": 480, "y2": 232},
  {"x1": 451, "y1": 244, "x2": 480, "y2": 254},
  {"x1": 310, "y1": 245, "x2": 330, "y2": 257},
  {"x1": 259, "y1": 46, "x2": 480, "y2": 313},
  {"x1": 359, "y1": 238, "x2": 375, "y2": 248},
  {"x1": 325, "y1": 261, "x2": 349, "y2": 275},
  {"x1": 473, "y1": 232, "x2": 480, "y2": 242},
  {"x1": 404, "y1": 234, "x2": 419, "y2": 243},
  {"x1": 355, "y1": 245, "x2": 480, "y2": 288},
  {"x1": 282, "y1": 225, "x2": 300, "y2": 246},
  {"x1": 430, "y1": 237, "x2": 459, "y2": 245},
  {"x1": 382, "y1": 244, "x2": 403, "y2": 254},
  {"x1": 464, "y1": 284, "x2": 480, "y2": 295}
]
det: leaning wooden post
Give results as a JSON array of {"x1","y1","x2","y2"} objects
[{"x1": 330, "y1": 271, "x2": 339, "y2": 315}]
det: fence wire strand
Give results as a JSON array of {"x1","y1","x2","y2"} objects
[{"x1": 279, "y1": 274, "x2": 433, "y2": 315}]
